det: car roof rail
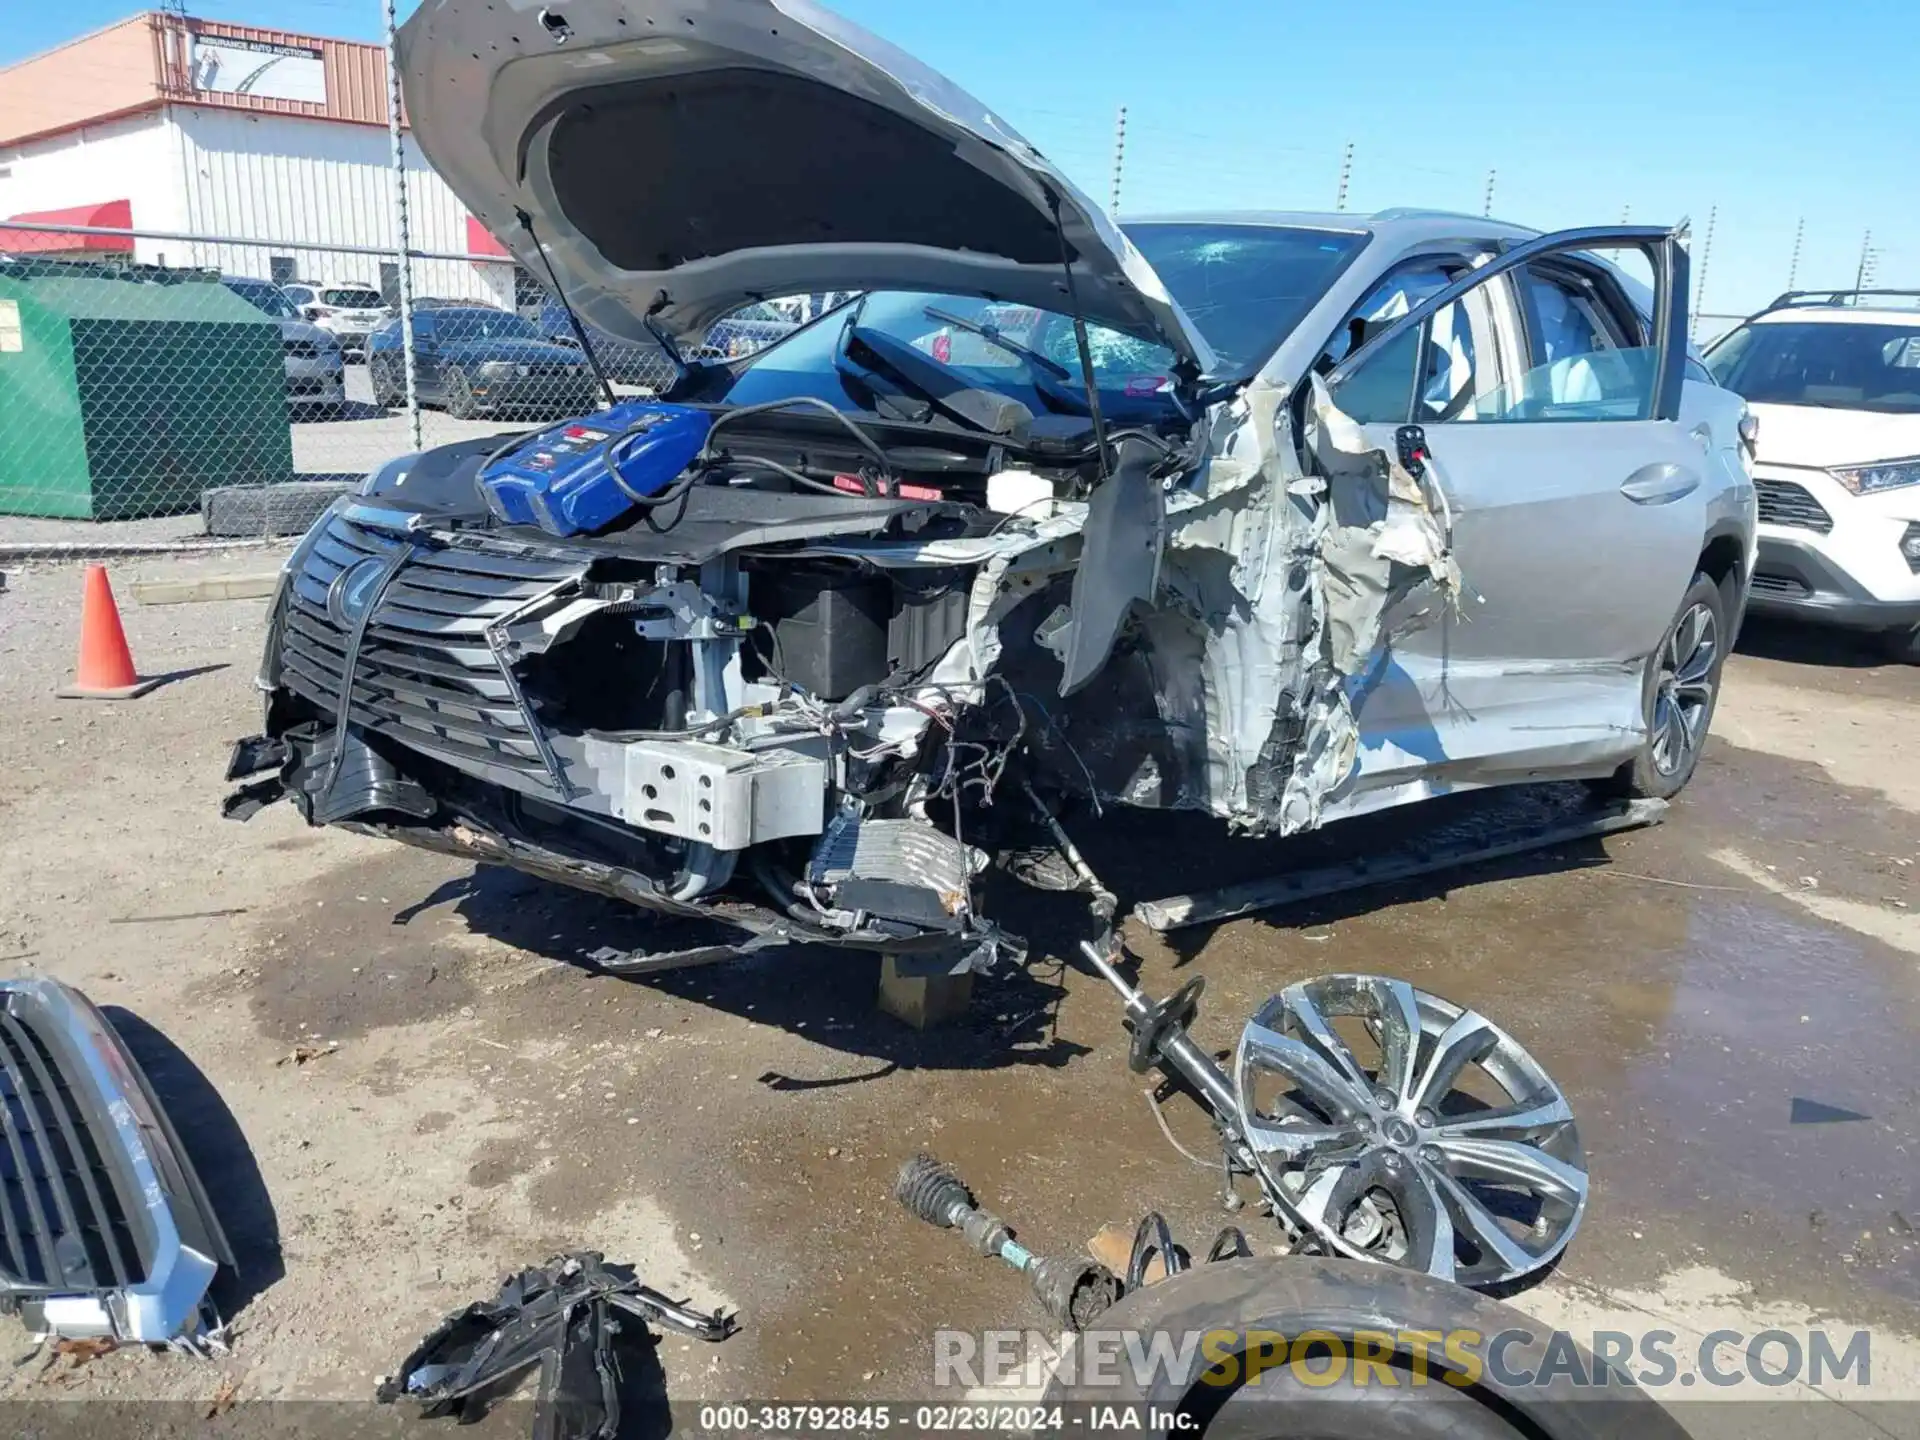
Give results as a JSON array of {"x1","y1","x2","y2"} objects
[{"x1": 1759, "y1": 287, "x2": 1920, "y2": 314}]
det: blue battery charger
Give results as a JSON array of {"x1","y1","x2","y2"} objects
[{"x1": 478, "y1": 400, "x2": 713, "y2": 537}]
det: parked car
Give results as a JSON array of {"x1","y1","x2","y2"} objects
[
  {"x1": 296, "y1": 281, "x2": 392, "y2": 358},
  {"x1": 1704, "y1": 290, "x2": 1920, "y2": 660},
  {"x1": 229, "y1": 0, "x2": 1755, "y2": 979},
  {"x1": 366, "y1": 302, "x2": 598, "y2": 418},
  {"x1": 533, "y1": 298, "x2": 675, "y2": 389},
  {"x1": 221, "y1": 276, "x2": 345, "y2": 412},
  {"x1": 697, "y1": 300, "x2": 802, "y2": 359}
]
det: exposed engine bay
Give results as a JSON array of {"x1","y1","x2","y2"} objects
[{"x1": 225, "y1": 365, "x2": 1456, "y2": 969}]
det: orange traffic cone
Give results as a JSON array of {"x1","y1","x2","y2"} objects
[{"x1": 57, "y1": 565, "x2": 160, "y2": 700}]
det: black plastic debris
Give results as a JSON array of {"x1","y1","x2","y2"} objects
[
  {"x1": 377, "y1": 1251, "x2": 734, "y2": 1440},
  {"x1": 1790, "y1": 1097, "x2": 1872, "y2": 1125}
]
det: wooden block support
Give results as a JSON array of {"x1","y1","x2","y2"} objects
[
  {"x1": 876, "y1": 955, "x2": 974, "y2": 1030},
  {"x1": 131, "y1": 573, "x2": 281, "y2": 605}
]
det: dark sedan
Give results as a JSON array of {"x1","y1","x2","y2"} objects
[
  {"x1": 533, "y1": 300, "x2": 676, "y2": 390},
  {"x1": 368, "y1": 305, "x2": 599, "y2": 419}
]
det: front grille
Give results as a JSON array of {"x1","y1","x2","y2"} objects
[
  {"x1": 1754, "y1": 478, "x2": 1834, "y2": 534},
  {"x1": 279, "y1": 514, "x2": 584, "y2": 787},
  {"x1": 282, "y1": 338, "x2": 322, "y2": 358},
  {"x1": 0, "y1": 1007, "x2": 142, "y2": 1293},
  {"x1": 1750, "y1": 572, "x2": 1811, "y2": 599}
]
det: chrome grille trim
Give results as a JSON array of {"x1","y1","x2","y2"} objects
[{"x1": 278, "y1": 514, "x2": 584, "y2": 787}]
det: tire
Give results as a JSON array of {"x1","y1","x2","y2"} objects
[
  {"x1": 369, "y1": 362, "x2": 399, "y2": 410},
  {"x1": 201, "y1": 480, "x2": 357, "y2": 538},
  {"x1": 1042, "y1": 1257, "x2": 1686, "y2": 1440},
  {"x1": 1591, "y1": 571, "x2": 1727, "y2": 801},
  {"x1": 444, "y1": 366, "x2": 478, "y2": 420},
  {"x1": 1881, "y1": 623, "x2": 1920, "y2": 664}
]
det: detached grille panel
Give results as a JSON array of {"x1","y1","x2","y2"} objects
[
  {"x1": 280, "y1": 514, "x2": 582, "y2": 785},
  {"x1": 0, "y1": 1010, "x2": 141, "y2": 1294},
  {"x1": 1755, "y1": 478, "x2": 1834, "y2": 534}
]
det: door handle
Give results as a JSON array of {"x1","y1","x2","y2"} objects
[{"x1": 1619, "y1": 462, "x2": 1699, "y2": 505}]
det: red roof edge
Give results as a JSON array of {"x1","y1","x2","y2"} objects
[
  {"x1": 464, "y1": 215, "x2": 511, "y2": 259},
  {"x1": 3, "y1": 198, "x2": 135, "y2": 254}
]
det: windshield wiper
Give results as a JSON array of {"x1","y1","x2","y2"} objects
[{"x1": 920, "y1": 306, "x2": 1073, "y2": 380}]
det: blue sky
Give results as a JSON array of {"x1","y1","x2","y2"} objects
[{"x1": 8, "y1": 0, "x2": 1915, "y2": 316}]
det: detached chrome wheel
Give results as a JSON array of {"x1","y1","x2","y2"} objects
[
  {"x1": 1234, "y1": 975, "x2": 1586, "y2": 1292},
  {"x1": 1651, "y1": 600, "x2": 1717, "y2": 777}
]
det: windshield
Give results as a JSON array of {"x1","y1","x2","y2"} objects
[
  {"x1": 1122, "y1": 222, "x2": 1370, "y2": 374},
  {"x1": 324, "y1": 287, "x2": 382, "y2": 308},
  {"x1": 225, "y1": 279, "x2": 297, "y2": 318},
  {"x1": 714, "y1": 291, "x2": 1180, "y2": 420},
  {"x1": 1708, "y1": 319, "x2": 1920, "y2": 415},
  {"x1": 432, "y1": 309, "x2": 543, "y2": 343}
]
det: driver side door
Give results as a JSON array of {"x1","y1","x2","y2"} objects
[{"x1": 1320, "y1": 227, "x2": 1704, "y2": 802}]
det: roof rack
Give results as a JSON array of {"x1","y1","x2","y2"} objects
[{"x1": 1761, "y1": 288, "x2": 1920, "y2": 312}]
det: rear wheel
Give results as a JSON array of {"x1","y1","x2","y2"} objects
[
  {"x1": 1592, "y1": 571, "x2": 1726, "y2": 801},
  {"x1": 444, "y1": 366, "x2": 478, "y2": 420},
  {"x1": 369, "y1": 361, "x2": 399, "y2": 409}
]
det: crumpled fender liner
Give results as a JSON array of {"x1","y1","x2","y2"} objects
[{"x1": 1055, "y1": 437, "x2": 1167, "y2": 697}]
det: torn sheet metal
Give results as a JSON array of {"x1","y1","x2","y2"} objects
[
  {"x1": 0, "y1": 977, "x2": 233, "y2": 1344},
  {"x1": 1271, "y1": 375, "x2": 1462, "y2": 833},
  {"x1": 378, "y1": 1252, "x2": 734, "y2": 1440}
]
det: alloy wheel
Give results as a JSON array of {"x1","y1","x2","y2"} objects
[
  {"x1": 1651, "y1": 601, "x2": 1718, "y2": 777},
  {"x1": 1233, "y1": 975, "x2": 1587, "y2": 1291}
]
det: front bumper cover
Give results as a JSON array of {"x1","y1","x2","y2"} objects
[
  {"x1": 1748, "y1": 534, "x2": 1920, "y2": 629},
  {"x1": 0, "y1": 978, "x2": 233, "y2": 1342}
]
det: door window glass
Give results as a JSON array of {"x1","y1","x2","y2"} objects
[
  {"x1": 1329, "y1": 298, "x2": 1489, "y2": 426},
  {"x1": 1321, "y1": 261, "x2": 1458, "y2": 370},
  {"x1": 1474, "y1": 264, "x2": 1657, "y2": 422}
]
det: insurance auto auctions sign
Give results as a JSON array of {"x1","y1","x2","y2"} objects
[{"x1": 189, "y1": 36, "x2": 327, "y2": 105}]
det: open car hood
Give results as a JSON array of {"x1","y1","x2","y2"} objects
[{"x1": 397, "y1": 0, "x2": 1215, "y2": 373}]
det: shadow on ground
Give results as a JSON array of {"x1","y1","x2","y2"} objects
[
  {"x1": 388, "y1": 782, "x2": 1640, "y2": 1075},
  {"x1": 1735, "y1": 614, "x2": 1895, "y2": 668},
  {"x1": 103, "y1": 1007, "x2": 283, "y2": 1316}
]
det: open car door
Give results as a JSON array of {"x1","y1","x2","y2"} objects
[{"x1": 1316, "y1": 225, "x2": 1703, "y2": 802}]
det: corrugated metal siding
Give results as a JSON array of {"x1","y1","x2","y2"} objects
[
  {"x1": 0, "y1": 16, "x2": 166, "y2": 149},
  {"x1": 3, "y1": 12, "x2": 400, "y2": 149},
  {"x1": 172, "y1": 108, "x2": 511, "y2": 305},
  {"x1": 160, "y1": 17, "x2": 393, "y2": 128},
  {"x1": 0, "y1": 111, "x2": 188, "y2": 254}
]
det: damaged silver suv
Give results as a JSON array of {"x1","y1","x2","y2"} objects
[{"x1": 225, "y1": 0, "x2": 1756, "y2": 970}]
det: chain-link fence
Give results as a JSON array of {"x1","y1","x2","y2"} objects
[{"x1": 0, "y1": 222, "x2": 823, "y2": 554}]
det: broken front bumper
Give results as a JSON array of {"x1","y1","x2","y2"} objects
[{"x1": 0, "y1": 978, "x2": 233, "y2": 1342}]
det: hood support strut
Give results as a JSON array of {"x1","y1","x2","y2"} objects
[
  {"x1": 1046, "y1": 189, "x2": 1112, "y2": 485},
  {"x1": 516, "y1": 208, "x2": 617, "y2": 409}
]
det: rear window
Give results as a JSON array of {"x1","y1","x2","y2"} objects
[
  {"x1": 1707, "y1": 319, "x2": 1920, "y2": 415},
  {"x1": 323, "y1": 287, "x2": 382, "y2": 308}
]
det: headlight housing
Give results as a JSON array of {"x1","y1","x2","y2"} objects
[
  {"x1": 479, "y1": 360, "x2": 515, "y2": 377},
  {"x1": 1829, "y1": 456, "x2": 1920, "y2": 496}
]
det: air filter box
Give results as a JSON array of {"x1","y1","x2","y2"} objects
[{"x1": 478, "y1": 400, "x2": 711, "y2": 536}]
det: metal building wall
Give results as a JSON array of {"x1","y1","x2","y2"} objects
[
  {"x1": 169, "y1": 106, "x2": 512, "y2": 305},
  {"x1": 0, "y1": 111, "x2": 188, "y2": 261}
]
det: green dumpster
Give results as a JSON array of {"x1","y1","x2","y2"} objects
[{"x1": 0, "y1": 260, "x2": 294, "y2": 521}]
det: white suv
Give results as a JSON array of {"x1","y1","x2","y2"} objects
[{"x1": 1706, "y1": 291, "x2": 1920, "y2": 659}]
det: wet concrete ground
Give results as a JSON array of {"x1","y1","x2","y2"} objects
[{"x1": 0, "y1": 568, "x2": 1914, "y2": 1432}]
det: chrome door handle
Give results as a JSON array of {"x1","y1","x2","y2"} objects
[{"x1": 1619, "y1": 462, "x2": 1699, "y2": 505}]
